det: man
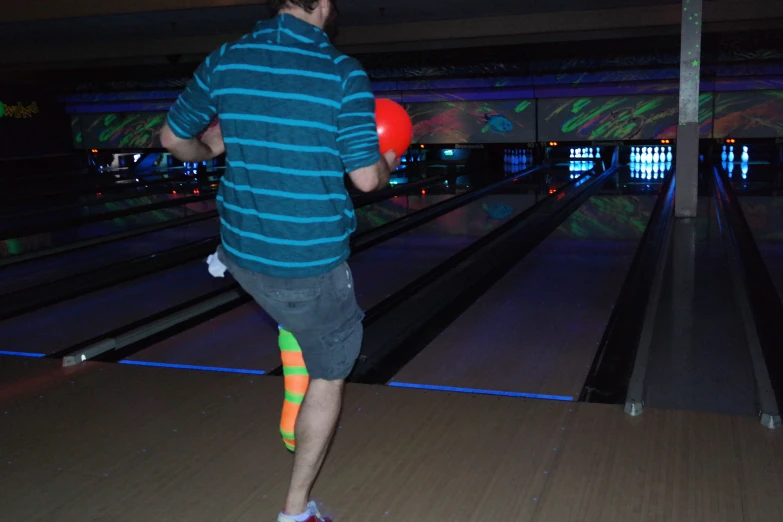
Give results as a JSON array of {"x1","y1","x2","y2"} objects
[{"x1": 160, "y1": 1, "x2": 398, "y2": 521}]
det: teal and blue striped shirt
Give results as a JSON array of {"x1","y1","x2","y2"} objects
[{"x1": 167, "y1": 14, "x2": 380, "y2": 278}]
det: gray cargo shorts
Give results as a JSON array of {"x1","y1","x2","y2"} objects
[{"x1": 217, "y1": 246, "x2": 364, "y2": 381}]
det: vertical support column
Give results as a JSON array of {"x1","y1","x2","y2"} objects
[{"x1": 674, "y1": 0, "x2": 703, "y2": 218}]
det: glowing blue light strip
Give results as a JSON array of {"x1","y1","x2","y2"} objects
[
  {"x1": 388, "y1": 382, "x2": 574, "y2": 401},
  {"x1": 119, "y1": 360, "x2": 266, "y2": 375},
  {"x1": 0, "y1": 350, "x2": 46, "y2": 358}
]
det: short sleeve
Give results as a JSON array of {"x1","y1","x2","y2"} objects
[
  {"x1": 167, "y1": 50, "x2": 220, "y2": 139},
  {"x1": 336, "y1": 58, "x2": 381, "y2": 173}
]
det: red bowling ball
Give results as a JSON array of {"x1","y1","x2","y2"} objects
[{"x1": 375, "y1": 98, "x2": 413, "y2": 158}]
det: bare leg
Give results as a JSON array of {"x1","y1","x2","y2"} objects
[{"x1": 283, "y1": 378, "x2": 344, "y2": 515}]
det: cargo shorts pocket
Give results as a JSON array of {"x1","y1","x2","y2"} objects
[
  {"x1": 328, "y1": 263, "x2": 355, "y2": 302},
  {"x1": 263, "y1": 287, "x2": 321, "y2": 305}
]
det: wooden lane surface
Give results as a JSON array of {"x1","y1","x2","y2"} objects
[{"x1": 1, "y1": 356, "x2": 782, "y2": 521}]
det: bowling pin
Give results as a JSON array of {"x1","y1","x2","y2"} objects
[
  {"x1": 728, "y1": 146, "x2": 735, "y2": 163},
  {"x1": 666, "y1": 146, "x2": 673, "y2": 162},
  {"x1": 653, "y1": 147, "x2": 660, "y2": 163},
  {"x1": 595, "y1": 148, "x2": 601, "y2": 159},
  {"x1": 741, "y1": 146, "x2": 749, "y2": 163},
  {"x1": 721, "y1": 146, "x2": 728, "y2": 162}
]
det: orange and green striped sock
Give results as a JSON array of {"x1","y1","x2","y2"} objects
[{"x1": 278, "y1": 326, "x2": 310, "y2": 452}]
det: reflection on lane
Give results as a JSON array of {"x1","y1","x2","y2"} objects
[{"x1": 735, "y1": 164, "x2": 783, "y2": 302}]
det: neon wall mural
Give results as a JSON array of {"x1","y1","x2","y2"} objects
[
  {"x1": 713, "y1": 90, "x2": 783, "y2": 138},
  {"x1": 0, "y1": 101, "x2": 40, "y2": 119},
  {"x1": 68, "y1": 89, "x2": 783, "y2": 150},
  {"x1": 0, "y1": 90, "x2": 71, "y2": 159},
  {"x1": 73, "y1": 112, "x2": 167, "y2": 149},
  {"x1": 405, "y1": 99, "x2": 535, "y2": 144},
  {"x1": 538, "y1": 95, "x2": 680, "y2": 141}
]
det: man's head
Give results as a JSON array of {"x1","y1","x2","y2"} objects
[{"x1": 269, "y1": 0, "x2": 339, "y2": 38}]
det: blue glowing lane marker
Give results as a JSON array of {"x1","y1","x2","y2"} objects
[
  {"x1": 119, "y1": 360, "x2": 266, "y2": 375},
  {"x1": 0, "y1": 350, "x2": 46, "y2": 358},
  {"x1": 388, "y1": 382, "x2": 574, "y2": 402}
]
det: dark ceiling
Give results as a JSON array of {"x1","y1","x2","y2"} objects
[{"x1": 0, "y1": 0, "x2": 679, "y2": 47}]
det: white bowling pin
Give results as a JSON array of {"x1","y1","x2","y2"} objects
[
  {"x1": 728, "y1": 146, "x2": 735, "y2": 163},
  {"x1": 666, "y1": 146, "x2": 673, "y2": 162},
  {"x1": 721, "y1": 146, "x2": 727, "y2": 162},
  {"x1": 741, "y1": 146, "x2": 749, "y2": 163}
]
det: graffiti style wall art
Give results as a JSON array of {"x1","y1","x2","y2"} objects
[
  {"x1": 713, "y1": 90, "x2": 783, "y2": 138},
  {"x1": 71, "y1": 116, "x2": 84, "y2": 148},
  {"x1": 538, "y1": 95, "x2": 681, "y2": 141},
  {"x1": 405, "y1": 99, "x2": 536, "y2": 144},
  {"x1": 0, "y1": 89, "x2": 72, "y2": 158},
  {"x1": 77, "y1": 112, "x2": 167, "y2": 149},
  {"x1": 653, "y1": 93, "x2": 714, "y2": 138}
]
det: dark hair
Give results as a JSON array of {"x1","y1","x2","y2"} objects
[{"x1": 269, "y1": 0, "x2": 327, "y2": 15}]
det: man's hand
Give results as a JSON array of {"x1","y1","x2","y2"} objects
[
  {"x1": 383, "y1": 149, "x2": 401, "y2": 172},
  {"x1": 160, "y1": 119, "x2": 225, "y2": 162},
  {"x1": 199, "y1": 120, "x2": 225, "y2": 157},
  {"x1": 347, "y1": 150, "x2": 399, "y2": 193}
]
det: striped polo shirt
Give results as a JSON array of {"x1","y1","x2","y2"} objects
[{"x1": 167, "y1": 14, "x2": 380, "y2": 278}]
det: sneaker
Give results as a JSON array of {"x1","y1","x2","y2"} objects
[{"x1": 277, "y1": 501, "x2": 332, "y2": 522}]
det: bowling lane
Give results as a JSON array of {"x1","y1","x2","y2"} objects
[
  {"x1": 0, "y1": 198, "x2": 218, "y2": 262},
  {"x1": 0, "y1": 188, "x2": 461, "y2": 356},
  {"x1": 391, "y1": 167, "x2": 663, "y2": 400},
  {"x1": 735, "y1": 163, "x2": 783, "y2": 301},
  {"x1": 0, "y1": 259, "x2": 230, "y2": 356},
  {"x1": 0, "y1": 192, "x2": 453, "y2": 295},
  {"x1": 0, "y1": 218, "x2": 218, "y2": 295},
  {"x1": 123, "y1": 168, "x2": 569, "y2": 372},
  {"x1": 3, "y1": 170, "x2": 219, "y2": 224}
]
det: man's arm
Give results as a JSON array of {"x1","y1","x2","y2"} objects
[
  {"x1": 347, "y1": 150, "x2": 398, "y2": 192},
  {"x1": 161, "y1": 51, "x2": 223, "y2": 162},
  {"x1": 337, "y1": 59, "x2": 398, "y2": 193},
  {"x1": 160, "y1": 120, "x2": 225, "y2": 163}
]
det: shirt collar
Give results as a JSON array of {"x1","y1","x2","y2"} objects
[{"x1": 254, "y1": 13, "x2": 330, "y2": 46}]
